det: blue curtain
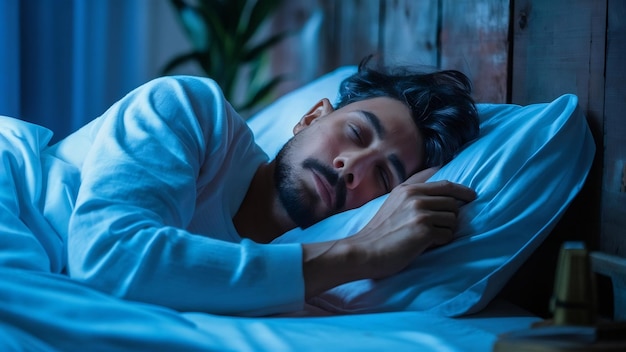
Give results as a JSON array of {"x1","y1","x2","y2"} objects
[{"x1": 0, "y1": 0, "x2": 183, "y2": 143}]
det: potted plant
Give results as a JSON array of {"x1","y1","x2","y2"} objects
[{"x1": 163, "y1": 0, "x2": 289, "y2": 114}]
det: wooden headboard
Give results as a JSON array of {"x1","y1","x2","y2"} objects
[{"x1": 269, "y1": 0, "x2": 625, "y2": 318}]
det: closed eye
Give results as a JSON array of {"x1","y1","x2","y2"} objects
[
  {"x1": 378, "y1": 166, "x2": 391, "y2": 192},
  {"x1": 348, "y1": 124, "x2": 364, "y2": 145}
]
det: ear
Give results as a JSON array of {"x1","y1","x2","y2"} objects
[{"x1": 293, "y1": 98, "x2": 334, "y2": 135}]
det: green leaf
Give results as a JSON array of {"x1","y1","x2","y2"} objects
[
  {"x1": 236, "y1": 0, "x2": 257, "y2": 37},
  {"x1": 240, "y1": 75, "x2": 285, "y2": 111},
  {"x1": 242, "y1": 31, "x2": 290, "y2": 63},
  {"x1": 163, "y1": 0, "x2": 292, "y2": 112},
  {"x1": 169, "y1": 0, "x2": 209, "y2": 51},
  {"x1": 196, "y1": 51, "x2": 214, "y2": 77},
  {"x1": 180, "y1": 6, "x2": 209, "y2": 50},
  {"x1": 242, "y1": 0, "x2": 284, "y2": 42},
  {"x1": 198, "y1": 4, "x2": 230, "y2": 51},
  {"x1": 161, "y1": 51, "x2": 203, "y2": 75}
]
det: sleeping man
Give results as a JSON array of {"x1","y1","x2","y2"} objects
[{"x1": 0, "y1": 59, "x2": 479, "y2": 316}]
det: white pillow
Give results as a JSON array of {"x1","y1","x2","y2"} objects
[{"x1": 247, "y1": 67, "x2": 595, "y2": 316}]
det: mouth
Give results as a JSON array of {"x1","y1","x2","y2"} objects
[{"x1": 311, "y1": 169, "x2": 335, "y2": 210}]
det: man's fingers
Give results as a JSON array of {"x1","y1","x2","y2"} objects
[
  {"x1": 410, "y1": 180, "x2": 477, "y2": 203},
  {"x1": 412, "y1": 196, "x2": 459, "y2": 212},
  {"x1": 403, "y1": 168, "x2": 477, "y2": 203},
  {"x1": 429, "y1": 227, "x2": 455, "y2": 246},
  {"x1": 404, "y1": 167, "x2": 440, "y2": 184},
  {"x1": 429, "y1": 210, "x2": 458, "y2": 229}
]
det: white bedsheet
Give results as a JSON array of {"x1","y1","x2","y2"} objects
[{"x1": 0, "y1": 267, "x2": 538, "y2": 351}]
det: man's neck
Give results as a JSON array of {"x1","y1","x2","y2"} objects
[{"x1": 233, "y1": 161, "x2": 296, "y2": 243}]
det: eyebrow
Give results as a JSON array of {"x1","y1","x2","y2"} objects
[
  {"x1": 358, "y1": 110, "x2": 385, "y2": 139},
  {"x1": 388, "y1": 154, "x2": 407, "y2": 182},
  {"x1": 357, "y1": 110, "x2": 407, "y2": 182}
]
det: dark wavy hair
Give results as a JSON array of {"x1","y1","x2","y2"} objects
[{"x1": 336, "y1": 57, "x2": 479, "y2": 168}]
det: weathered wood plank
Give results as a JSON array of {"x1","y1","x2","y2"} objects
[
  {"x1": 272, "y1": 0, "x2": 509, "y2": 105},
  {"x1": 327, "y1": 0, "x2": 381, "y2": 67},
  {"x1": 511, "y1": 0, "x2": 606, "y2": 126},
  {"x1": 271, "y1": 0, "x2": 382, "y2": 97},
  {"x1": 511, "y1": 0, "x2": 606, "y2": 243},
  {"x1": 602, "y1": 0, "x2": 626, "y2": 257},
  {"x1": 503, "y1": 0, "x2": 608, "y2": 318},
  {"x1": 381, "y1": 0, "x2": 438, "y2": 69},
  {"x1": 441, "y1": 0, "x2": 510, "y2": 103},
  {"x1": 270, "y1": 0, "x2": 325, "y2": 95}
]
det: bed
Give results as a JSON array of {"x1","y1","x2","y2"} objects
[
  {"x1": 0, "y1": 64, "x2": 597, "y2": 351},
  {"x1": 0, "y1": 270, "x2": 540, "y2": 351},
  {"x1": 0, "y1": 268, "x2": 540, "y2": 351}
]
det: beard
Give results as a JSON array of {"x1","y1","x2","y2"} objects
[{"x1": 274, "y1": 137, "x2": 346, "y2": 229}]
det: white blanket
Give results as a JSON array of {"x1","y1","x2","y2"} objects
[
  {"x1": 0, "y1": 115, "x2": 71, "y2": 273},
  {"x1": 0, "y1": 267, "x2": 538, "y2": 351},
  {"x1": 0, "y1": 112, "x2": 539, "y2": 351}
]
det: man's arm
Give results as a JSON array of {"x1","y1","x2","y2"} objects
[
  {"x1": 68, "y1": 77, "x2": 304, "y2": 316},
  {"x1": 302, "y1": 173, "x2": 476, "y2": 299}
]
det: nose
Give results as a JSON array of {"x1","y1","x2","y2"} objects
[{"x1": 333, "y1": 149, "x2": 379, "y2": 189}]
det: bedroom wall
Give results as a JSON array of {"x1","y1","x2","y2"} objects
[
  {"x1": 498, "y1": 0, "x2": 620, "y2": 318},
  {"x1": 510, "y1": 0, "x2": 625, "y2": 259},
  {"x1": 507, "y1": 0, "x2": 625, "y2": 319},
  {"x1": 270, "y1": 0, "x2": 510, "y2": 103},
  {"x1": 602, "y1": 0, "x2": 626, "y2": 258}
]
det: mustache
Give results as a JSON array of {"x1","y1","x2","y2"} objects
[{"x1": 302, "y1": 158, "x2": 346, "y2": 211}]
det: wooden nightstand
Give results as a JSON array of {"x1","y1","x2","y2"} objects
[
  {"x1": 494, "y1": 245, "x2": 626, "y2": 351},
  {"x1": 494, "y1": 323, "x2": 626, "y2": 351}
]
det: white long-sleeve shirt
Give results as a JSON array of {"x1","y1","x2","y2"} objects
[{"x1": 47, "y1": 76, "x2": 304, "y2": 316}]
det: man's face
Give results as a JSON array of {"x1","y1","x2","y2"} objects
[{"x1": 274, "y1": 97, "x2": 424, "y2": 228}]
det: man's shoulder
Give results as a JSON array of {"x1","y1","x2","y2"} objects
[
  {"x1": 131, "y1": 75, "x2": 238, "y2": 126},
  {"x1": 144, "y1": 76, "x2": 254, "y2": 148},
  {"x1": 141, "y1": 75, "x2": 225, "y2": 99}
]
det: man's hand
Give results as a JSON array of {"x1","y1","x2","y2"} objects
[{"x1": 302, "y1": 168, "x2": 476, "y2": 299}]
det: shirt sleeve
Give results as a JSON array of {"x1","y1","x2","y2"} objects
[{"x1": 67, "y1": 76, "x2": 304, "y2": 316}]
